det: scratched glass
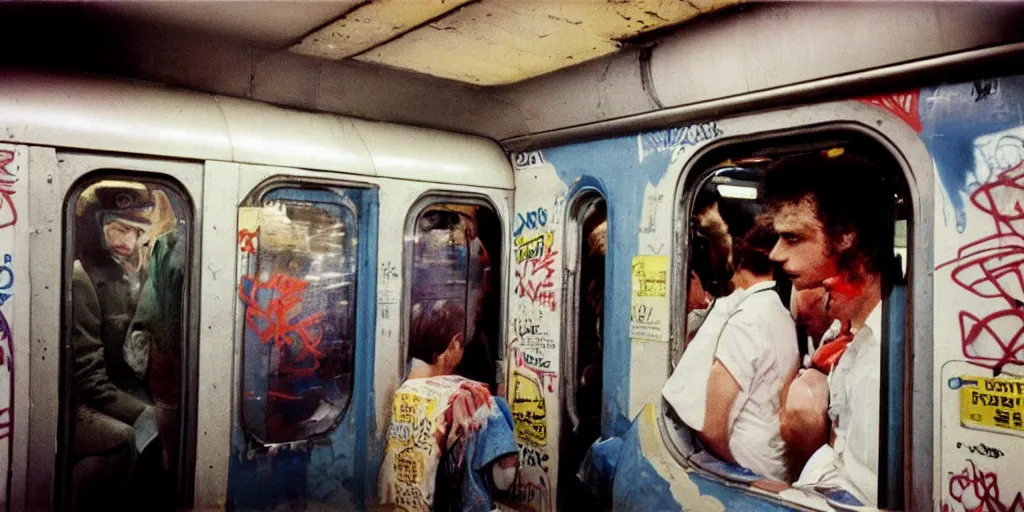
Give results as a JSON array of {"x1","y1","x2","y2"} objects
[
  {"x1": 240, "y1": 187, "x2": 359, "y2": 443},
  {"x1": 407, "y1": 203, "x2": 502, "y2": 390},
  {"x1": 63, "y1": 177, "x2": 191, "y2": 510}
]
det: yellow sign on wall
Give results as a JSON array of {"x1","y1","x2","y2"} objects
[
  {"x1": 955, "y1": 375, "x2": 1024, "y2": 437},
  {"x1": 630, "y1": 255, "x2": 669, "y2": 342}
]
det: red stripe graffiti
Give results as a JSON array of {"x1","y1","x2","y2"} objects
[
  {"x1": 238, "y1": 273, "x2": 325, "y2": 372},
  {"x1": 515, "y1": 247, "x2": 559, "y2": 312},
  {"x1": 237, "y1": 228, "x2": 259, "y2": 254},
  {"x1": 0, "y1": 151, "x2": 18, "y2": 230},
  {"x1": 947, "y1": 459, "x2": 1024, "y2": 512},
  {"x1": 936, "y1": 161, "x2": 1024, "y2": 372},
  {"x1": 858, "y1": 90, "x2": 923, "y2": 133}
]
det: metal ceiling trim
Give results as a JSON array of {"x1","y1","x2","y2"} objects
[{"x1": 500, "y1": 41, "x2": 1024, "y2": 152}]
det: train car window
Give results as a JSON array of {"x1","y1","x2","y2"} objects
[
  {"x1": 665, "y1": 133, "x2": 909, "y2": 510},
  {"x1": 61, "y1": 176, "x2": 192, "y2": 511},
  {"x1": 558, "y1": 195, "x2": 606, "y2": 509},
  {"x1": 239, "y1": 187, "x2": 361, "y2": 444},
  {"x1": 404, "y1": 200, "x2": 503, "y2": 391}
]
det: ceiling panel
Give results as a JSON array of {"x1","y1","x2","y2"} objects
[
  {"x1": 291, "y1": 0, "x2": 475, "y2": 60},
  {"x1": 349, "y1": 0, "x2": 729, "y2": 85}
]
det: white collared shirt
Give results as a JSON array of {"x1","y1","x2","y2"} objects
[
  {"x1": 796, "y1": 302, "x2": 882, "y2": 505},
  {"x1": 713, "y1": 280, "x2": 800, "y2": 481},
  {"x1": 826, "y1": 302, "x2": 883, "y2": 505}
]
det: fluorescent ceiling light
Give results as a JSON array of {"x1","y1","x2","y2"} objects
[{"x1": 717, "y1": 184, "x2": 758, "y2": 200}]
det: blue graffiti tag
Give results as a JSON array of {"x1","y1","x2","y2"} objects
[
  {"x1": 513, "y1": 208, "x2": 549, "y2": 237},
  {"x1": 0, "y1": 254, "x2": 13, "y2": 307}
]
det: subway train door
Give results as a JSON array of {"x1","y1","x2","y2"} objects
[
  {"x1": 25, "y1": 151, "x2": 203, "y2": 512},
  {"x1": 224, "y1": 165, "x2": 379, "y2": 510},
  {"x1": 558, "y1": 195, "x2": 607, "y2": 509}
]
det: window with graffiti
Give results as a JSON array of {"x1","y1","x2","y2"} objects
[
  {"x1": 239, "y1": 187, "x2": 362, "y2": 443},
  {"x1": 664, "y1": 133, "x2": 910, "y2": 509},
  {"x1": 405, "y1": 201, "x2": 503, "y2": 391},
  {"x1": 62, "y1": 175, "x2": 192, "y2": 511}
]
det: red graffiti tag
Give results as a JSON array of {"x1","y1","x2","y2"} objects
[
  {"x1": 237, "y1": 228, "x2": 259, "y2": 254},
  {"x1": 858, "y1": 90, "x2": 923, "y2": 133},
  {"x1": 515, "y1": 249, "x2": 559, "y2": 312},
  {"x1": 510, "y1": 472, "x2": 552, "y2": 512},
  {"x1": 0, "y1": 151, "x2": 18, "y2": 229},
  {"x1": 512, "y1": 346, "x2": 557, "y2": 392},
  {"x1": 936, "y1": 162, "x2": 1024, "y2": 372},
  {"x1": 0, "y1": 151, "x2": 14, "y2": 178},
  {"x1": 239, "y1": 273, "x2": 325, "y2": 373},
  {"x1": 947, "y1": 459, "x2": 1024, "y2": 512}
]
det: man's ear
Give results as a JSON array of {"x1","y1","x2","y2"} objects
[
  {"x1": 836, "y1": 231, "x2": 855, "y2": 252},
  {"x1": 452, "y1": 332, "x2": 465, "y2": 349}
]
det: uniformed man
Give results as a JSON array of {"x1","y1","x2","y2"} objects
[{"x1": 70, "y1": 180, "x2": 157, "y2": 510}]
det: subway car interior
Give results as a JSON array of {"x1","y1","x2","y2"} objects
[{"x1": 1, "y1": 1, "x2": 1024, "y2": 511}]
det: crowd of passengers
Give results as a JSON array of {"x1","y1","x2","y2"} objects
[
  {"x1": 383, "y1": 150, "x2": 896, "y2": 511},
  {"x1": 663, "y1": 150, "x2": 897, "y2": 507},
  {"x1": 69, "y1": 151, "x2": 892, "y2": 511}
]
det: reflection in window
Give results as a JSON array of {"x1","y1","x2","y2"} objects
[
  {"x1": 64, "y1": 177, "x2": 190, "y2": 511},
  {"x1": 240, "y1": 187, "x2": 359, "y2": 443},
  {"x1": 407, "y1": 203, "x2": 502, "y2": 390}
]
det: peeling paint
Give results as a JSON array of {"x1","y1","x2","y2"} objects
[
  {"x1": 344, "y1": 0, "x2": 733, "y2": 85},
  {"x1": 291, "y1": 0, "x2": 474, "y2": 60}
]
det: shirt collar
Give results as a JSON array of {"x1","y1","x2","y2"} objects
[
  {"x1": 865, "y1": 300, "x2": 883, "y2": 338},
  {"x1": 737, "y1": 279, "x2": 776, "y2": 298}
]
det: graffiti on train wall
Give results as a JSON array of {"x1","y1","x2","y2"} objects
[
  {"x1": 238, "y1": 273, "x2": 326, "y2": 370},
  {"x1": 859, "y1": 90, "x2": 923, "y2": 133},
  {"x1": 955, "y1": 441, "x2": 1005, "y2": 460},
  {"x1": 922, "y1": 76, "x2": 1024, "y2": 372},
  {"x1": 237, "y1": 227, "x2": 258, "y2": 254},
  {"x1": 510, "y1": 474, "x2": 552, "y2": 512},
  {"x1": 0, "y1": 151, "x2": 18, "y2": 230},
  {"x1": 506, "y1": 165, "x2": 567, "y2": 512},
  {"x1": 943, "y1": 459, "x2": 1024, "y2": 512},
  {"x1": 638, "y1": 121, "x2": 722, "y2": 163},
  {"x1": 0, "y1": 145, "x2": 22, "y2": 507},
  {"x1": 915, "y1": 76, "x2": 1024, "y2": 512},
  {"x1": 514, "y1": 207, "x2": 550, "y2": 237},
  {"x1": 935, "y1": 148, "x2": 1024, "y2": 371},
  {"x1": 514, "y1": 237, "x2": 558, "y2": 312}
]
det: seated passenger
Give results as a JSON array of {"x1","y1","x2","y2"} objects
[
  {"x1": 663, "y1": 216, "x2": 798, "y2": 482},
  {"x1": 381, "y1": 302, "x2": 517, "y2": 512},
  {"x1": 70, "y1": 181, "x2": 160, "y2": 510}
]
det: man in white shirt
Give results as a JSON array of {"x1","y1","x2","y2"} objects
[
  {"x1": 764, "y1": 150, "x2": 895, "y2": 505},
  {"x1": 665, "y1": 216, "x2": 799, "y2": 482}
]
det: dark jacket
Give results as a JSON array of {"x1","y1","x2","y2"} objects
[
  {"x1": 127, "y1": 229, "x2": 185, "y2": 405},
  {"x1": 71, "y1": 258, "x2": 148, "y2": 424}
]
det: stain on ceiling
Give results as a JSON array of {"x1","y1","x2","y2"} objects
[
  {"x1": 293, "y1": 0, "x2": 736, "y2": 85},
  {"x1": 93, "y1": 0, "x2": 738, "y2": 87}
]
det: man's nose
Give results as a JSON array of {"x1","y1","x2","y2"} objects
[{"x1": 769, "y1": 240, "x2": 784, "y2": 262}]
